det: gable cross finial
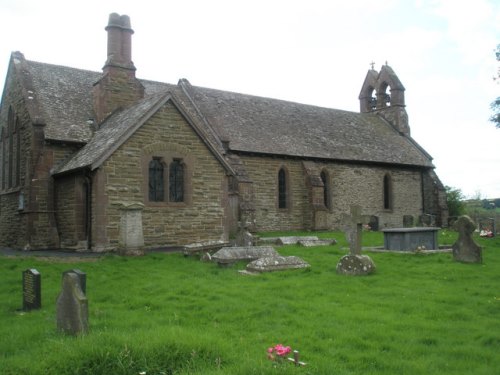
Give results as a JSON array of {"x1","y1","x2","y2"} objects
[{"x1": 370, "y1": 61, "x2": 375, "y2": 70}]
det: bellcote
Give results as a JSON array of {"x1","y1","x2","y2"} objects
[{"x1": 359, "y1": 65, "x2": 410, "y2": 136}]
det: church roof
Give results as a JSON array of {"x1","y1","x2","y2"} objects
[{"x1": 10, "y1": 54, "x2": 435, "y2": 173}]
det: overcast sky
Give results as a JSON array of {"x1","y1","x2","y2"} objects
[{"x1": 1, "y1": 0, "x2": 499, "y2": 198}]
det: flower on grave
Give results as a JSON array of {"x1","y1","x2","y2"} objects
[
  {"x1": 267, "y1": 344, "x2": 292, "y2": 363},
  {"x1": 480, "y1": 229, "x2": 493, "y2": 238}
]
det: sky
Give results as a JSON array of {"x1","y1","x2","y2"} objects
[{"x1": 1, "y1": 0, "x2": 499, "y2": 198}]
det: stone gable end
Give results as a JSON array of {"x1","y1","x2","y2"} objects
[{"x1": 96, "y1": 101, "x2": 229, "y2": 249}]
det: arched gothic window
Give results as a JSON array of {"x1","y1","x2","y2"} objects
[
  {"x1": 383, "y1": 174, "x2": 393, "y2": 210},
  {"x1": 278, "y1": 168, "x2": 288, "y2": 209},
  {"x1": 169, "y1": 159, "x2": 184, "y2": 202},
  {"x1": 149, "y1": 158, "x2": 164, "y2": 202},
  {"x1": 320, "y1": 170, "x2": 330, "y2": 209}
]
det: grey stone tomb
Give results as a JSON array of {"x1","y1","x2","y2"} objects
[
  {"x1": 212, "y1": 246, "x2": 279, "y2": 266},
  {"x1": 382, "y1": 227, "x2": 439, "y2": 251},
  {"x1": 245, "y1": 256, "x2": 310, "y2": 273},
  {"x1": 22, "y1": 268, "x2": 41, "y2": 311},
  {"x1": 336, "y1": 205, "x2": 376, "y2": 275},
  {"x1": 452, "y1": 215, "x2": 482, "y2": 263},
  {"x1": 56, "y1": 272, "x2": 89, "y2": 335}
]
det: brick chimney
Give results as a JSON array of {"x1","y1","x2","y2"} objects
[{"x1": 93, "y1": 13, "x2": 144, "y2": 124}]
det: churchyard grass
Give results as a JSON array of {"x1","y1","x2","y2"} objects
[{"x1": 1, "y1": 230, "x2": 499, "y2": 374}]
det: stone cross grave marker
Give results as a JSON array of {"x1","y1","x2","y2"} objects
[
  {"x1": 56, "y1": 272, "x2": 89, "y2": 335},
  {"x1": 22, "y1": 268, "x2": 41, "y2": 311},
  {"x1": 337, "y1": 205, "x2": 376, "y2": 276},
  {"x1": 342, "y1": 205, "x2": 364, "y2": 256},
  {"x1": 62, "y1": 269, "x2": 86, "y2": 295}
]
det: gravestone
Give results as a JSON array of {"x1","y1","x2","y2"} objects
[
  {"x1": 368, "y1": 215, "x2": 379, "y2": 231},
  {"x1": 336, "y1": 205, "x2": 376, "y2": 276},
  {"x1": 403, "y1": 215, "x2": 414, "y2": 228},
  {"x1": 56, "y1": 272, "x2": 89, "y2": 335},
  {"x1": 22, "y1": 268, "x2": 41, "y2": 311},
  {"x1": 62, "y1": 269, "x2": 86, "y2": 295},
  {"x1": 245, "y1": 256, "x2": 310, "y2": 273},
  {"x1": 478, "y1": 217, "x2": 495, "y2": 237},
  {"x1": 212, "y1": 246, "x2": 279, "y2": 266},
  {"x1": 234, "y1": 221, "x2": 256, "y2": 246},
  {"x1": 452, "y1": 215, "x2": 482, "y2": 263}
]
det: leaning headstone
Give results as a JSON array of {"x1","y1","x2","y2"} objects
[
  {"x1": 245, "y1": 256, "x2": 310, "y2": 273},
  {"x1": 337, "y1": 205, "x2": 376, "y2": 276},
  {"x1": 452, "y1": 215, "x2": 482, "y2": 263},
  {"x1": 212, "y1": 246, "x2": 279, "y2": 266},
  {"x1": 62, "y1": 269, "x2": 86, "y2": 295},
  {"x1": 22, "y1": 269, "x2": 41, "y2": 311},
  {"x1": 56, "y1": 272, "x2": 89, "y2": 335}
]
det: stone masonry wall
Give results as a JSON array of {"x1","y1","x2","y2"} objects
[
  {"x1": 96, "y1": 101, "x2": 228, "y2": 249},
  {"x1": 0, "y1": 69, "x2": 31, "y2": 248},
  {"x1": 240, "y1": 156, "x2": 425, "y2": 232}
]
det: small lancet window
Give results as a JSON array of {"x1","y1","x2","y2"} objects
[
  {"x1": 320, "y1": 171, "x2": 329, "y2": 209},
  {"x1": 149, "y1": 158, "x2": 164, "y2": 202},
  {"x1": 169, "y1": 159, "x2": 184, "y2": 202},
  {"x1": 278, "y1": 168, "x2": 287, "y2": 209},
  {"x1": 383, "y1": 174, "x2": 392, "y2": 210}
]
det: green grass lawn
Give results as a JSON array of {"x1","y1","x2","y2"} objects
[{"x1": 1, "y1": 230, "x2": 499, "y2": 374}]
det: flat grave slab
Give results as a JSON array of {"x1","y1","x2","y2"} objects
[
  {"x1": 212, "y1": 246, "x2": 279, "y2": 266},
  {"x1": 277, "y1": 236, "x2": 319, "y2": 245},
  {"x1": 244, "y1": 256, "x2": 310, "y2": 273},
  {"x1": 298, "y1": 239, "x2": 336, "y2": 247}
]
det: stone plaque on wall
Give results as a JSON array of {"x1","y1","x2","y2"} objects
[
  {"x1": 23, "y1": 268, "x2": 41, "y2": 311},
  {"x1": 118, "y1": 202, "x2": 145, "y2": 255}
]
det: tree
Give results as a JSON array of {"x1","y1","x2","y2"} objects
[
  {"x1": 491, "y1": 44, "x2": 500, "y2": 128},
  {"x1": 445, "y1": 186, "x2": 465, "y2": 217}
]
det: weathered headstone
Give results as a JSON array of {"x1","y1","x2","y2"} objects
[
  {"x1": 403, "y1": 215, "x2": 414, "y2": 228},
  {"x1": 245, "y1": 256, "x2": 310, "y2": 273},
  {"x1": 368, "y1": 215, "x2": 379, "y2": 231},
  {"x1": 452, "y1": 215, "x2": 482, "y2": 263},
  {"x1": 234, "y1": 224, "x2": 256, "y2": 247},
  {"x1": 56, "y1": 272, "x2": 89, "y2": 335},
  {"x1": 22, "y1": 268, "x2": 41, "y2": 311},
  {"x1": 212, "y1": 246, "x2": 279, "y2": 266},
  {"x1": 337, "y1": 205, "x2": 376, "y2": 276},
  {"x1": 62, "y1": 269, "x2": 86, "y2": 295}
]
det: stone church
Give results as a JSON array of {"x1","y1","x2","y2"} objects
[{"x1": 0, "y1": 13, "x2": 447, "y2": 252}]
